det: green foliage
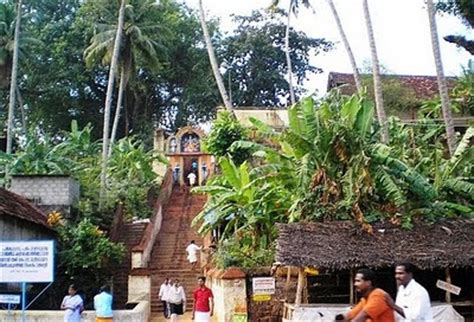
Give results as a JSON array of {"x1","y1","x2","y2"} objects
[
  {"x1": 0, "y1": 1, "x2": 41, "y2": 88},
  {"x1": 212, "y1": 238, "x2": 275, "y2": 269},
  {"x1": 436, "y1": 0, "x2": 473, "y2": 27},
  {"x1": 1, "y1": 121, "x2": 163, "y2": 224},
  {"x1": 203, "y1": 111, "x2": 251, "y2": 165},
  {"x1": 361, "y1": 74, "x2": 421, "y2": 114},
  {"x1": 55, "y1": 217, "x2": 125, "y2": 277},
  {"x1": 221, "y1": 9, "x2": 332, "y2": 106},
  {"x1": 196, "y1": 94, "x2": 472, "y2": 265}
]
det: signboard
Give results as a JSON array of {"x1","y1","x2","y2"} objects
[
  {"x1": 0, "y1": 241, "x2": 54, "y2": 283},
  {"x1": 436, "y1": 280, "x2": 461, "y2": 295},
  {"x1": 252, "y1": 277, "x2": 275, "y2": 295},
  {"x1": 0, "y1": 294, "x2": 21, "y2": 304}
]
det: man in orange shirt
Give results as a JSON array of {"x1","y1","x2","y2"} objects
[{"x1": 336, "y1": 268, "x2": 394, "y2": 322}]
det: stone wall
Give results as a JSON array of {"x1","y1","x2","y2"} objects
[
  {"x1": 0, "y1": 301, "x2": 150, "y2": 322},
  {"x1": 247, "y1": 267, "x2": 298, "y2": 322},
  {"x1": 10, "y1": 175, "x2": 80, "y2": 216},
  {"x1": 10, "y1": 175, "x2": 80, "y2": 206},
  {"x1": 207, "y1": 268, "x2": 248, "y2": 322},
  {"x1": 128, "y1": 275, "x2": 151, "y2": 303}
]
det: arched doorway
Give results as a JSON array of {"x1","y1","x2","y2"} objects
[{"x1": 165, "y1": 126, "x2": 213, "y2": 186}]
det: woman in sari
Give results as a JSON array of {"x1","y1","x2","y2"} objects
[{"x1": 61, "y1": 284, "x2": 84, "y2": 322}]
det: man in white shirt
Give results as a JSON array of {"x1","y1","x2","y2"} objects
[
  {"x1": 187, "y1": 172, "x2": 197, "y2": 186},
  {"x1": 386, "y1": 263, "x2": 433, "y2": 322},
  {"x1": 168, "y1": 279, "x2": 186, "y2": 322},
  {"x1": 159, "y1": 278, "x2": 171, "y2": 319},
  {"x1": 186, "y1": 240, "x2": 202, "y2": 271}
]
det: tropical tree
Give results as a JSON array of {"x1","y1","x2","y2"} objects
[
  {"x1": 326, "y1": 0, "x2": 362, "y2": 93},
  {"x1": 5, "y1": 0, "x2": 22, "y2": 159},
  {"x1": 270, "y1": 0, "x2": 363, "y2": 94},
  {"x1": 84, "y1": 0, "x2": 163, "y2": 154},
  {"x1": 285, "y1": 1, "x2": 296, "y2": 105},
  {"x1": 197, "y1": 0, "x2": 232, "y2": 111},
  {"x1": 426, "y1": 0, "x2": 457, "y2": 156},
  {"x1": 436, "y1": 0, "x2": 474, "y2": 55},
  {"x1": 362, "y1": 0, "x2": 389, "y2": 143},
  {"x1": 195, "y1": 94, "x2": 472, "y2": 258},
  {"x1": 99, "y1": 0, "x2": 125, "y2": 205},
  {"x1": 221, "y1": 10, "x2": 332, "y2": 107}
]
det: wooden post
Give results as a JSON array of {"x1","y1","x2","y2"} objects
[
  {"x1": 349, "y1": 269, "x2": 355, "y2": 305},
  {"x1": 285, "y1": 266, "x2": 292, "y2": 293},
  {"x1": 295, "y1": 267, "x2": 305, "y2": 306},
  {"x1": 445, "y1": 267, "x2": 451, "y2": 304}
]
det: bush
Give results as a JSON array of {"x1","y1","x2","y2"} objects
[{"x1": 203, "y1": 111, "x2": 251, "y2": 165}]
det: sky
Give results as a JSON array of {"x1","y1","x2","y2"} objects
[{"x1": 183, "y1": 0, "x2": 473, "y2": 96}]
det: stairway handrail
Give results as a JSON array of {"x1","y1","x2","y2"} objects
[{"x1": 132, "y1": 167, "x2": 173, "y2": 267}]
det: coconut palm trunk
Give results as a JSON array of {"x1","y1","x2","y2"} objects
[
  {"x1": 100, "y1": 0, "x2": 126, "y2": 205},
  {"x1": 109, "y1": 66, "x2": 126, "y2": 157},
  {"x1": 362, "y1": 0, "x2": 389, "y2": 143},
  {"x1": 198, "y1": 0, "x2": 233, "y2": 111},
  {"x1": 16, "y1": 87, "x2": 26, "y2": 134},
  {"x1": 5, "y1": 0, "x2": 22, "y2": 156},
  {"x1": 426, "y1": 0, "x2": 456, "y2": 156},
  {"x1": 326, "y1": 0, "x2": 362, "y2": 93},
  {"x1": 285, "y1": 1, "x2": 296, "y2": 105}
]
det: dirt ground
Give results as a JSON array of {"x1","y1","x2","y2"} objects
[{"x1": 150, "y1": 312, "x2": 219, "y2": 322}]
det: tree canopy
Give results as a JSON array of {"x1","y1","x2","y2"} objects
[{"x1": 0, "y1": 0, "x2": 332, "y2": 142}]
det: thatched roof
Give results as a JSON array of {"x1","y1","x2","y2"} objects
[
  {"x1": 276, "y1": 220, "x2": 474, "y2": 271},
  {"x1": 0, "y1": 188, "x2": 52, "y2": 230}
]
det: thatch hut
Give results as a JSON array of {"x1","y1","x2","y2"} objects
[{"x1": 275, "y1": 220, "x2": 474, "y2": 319}]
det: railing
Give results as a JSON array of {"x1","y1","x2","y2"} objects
[{"x1": 131, "y1": 168, "x2": 173, "y2": 268}]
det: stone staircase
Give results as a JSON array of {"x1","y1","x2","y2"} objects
[
  {"x1": 112, "y1": 222, "x2": 148, "y2": 309},
  {"x1": 149, "y1": 186, "x2": 207, "y2": 312}
]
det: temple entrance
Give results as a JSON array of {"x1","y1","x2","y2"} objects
[
  {"x1": 183, "y1": 157, "x2": 199, "y2": 186},
  {"x1": 164, "y1": 126, "x2": 213, "y2": 186}
]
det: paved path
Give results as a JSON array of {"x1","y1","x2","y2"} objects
[{"x1": 150, "y1": 312, "x2": 218, "y2": 322}]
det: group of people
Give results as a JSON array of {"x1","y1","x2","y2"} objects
[
  {"x1": 159, "y1": 276, "x2": 214, "y2": 322},
  {"x1": 61, "y1": 284, "x2": 113, "y2": 322},
  {"x1": 336, "y1": 263, "x2": 433, "y2": 322}
]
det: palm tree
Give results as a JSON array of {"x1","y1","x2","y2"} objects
[
  {"x1": 272, "y1": 0, "x2": 362, "y2": 95},
  {"x1": 362, "y1": 0, "x2": 389, "y2": 143},
  {"x1": 197, "y1": 0, "x2": 232, "y2": 111},
  {"x1": 5, "y1": 0, "x2": 21, "y2": 158},
  {"x1": 326, "y1": 0, "x2": 362, "y2": 93},
  {"x1": 285, "y1": 1, "x2": 296, "y2": 105},
  {"x1": 84, "y1": 0, "x2": 162, "y2": 156},
  {"x1": 426, "y1": 0, "x2": 456, "y2": 156},
  {"x1": 99, "y1": 0, "x2": 126, "y2": 205}
]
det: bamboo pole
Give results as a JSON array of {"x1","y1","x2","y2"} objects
[
  {"x1": 350, "y1": 269, "x2": 355, "y2": 305},
  {"x1": 295, "y1": 267, "x2": 305, "y2": 306},
  {"x1": 445, "y1": 267, "x2": 451, "y2": 304},
  {"x1": 285, "y1": 266, "x2": 292, "y2": 294}
]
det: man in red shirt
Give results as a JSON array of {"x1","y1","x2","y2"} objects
[{"x1": 192, "y1": 276, "x2": 214, "y2": 322}]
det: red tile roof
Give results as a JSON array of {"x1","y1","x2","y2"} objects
[
  {"x1": 0, "y1": 188, "x2": 52, "y2": 230},
  {"x1": 327, "y1": 72, "x2": 457, "y2": 100}
]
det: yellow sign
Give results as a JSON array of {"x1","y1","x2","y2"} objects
[
  {"x1": 252, "y1": 294, "x2": 271, "y2": 302},
  {"x1": 304, "y1": 267, "x2": 319, "y2": 276}
]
